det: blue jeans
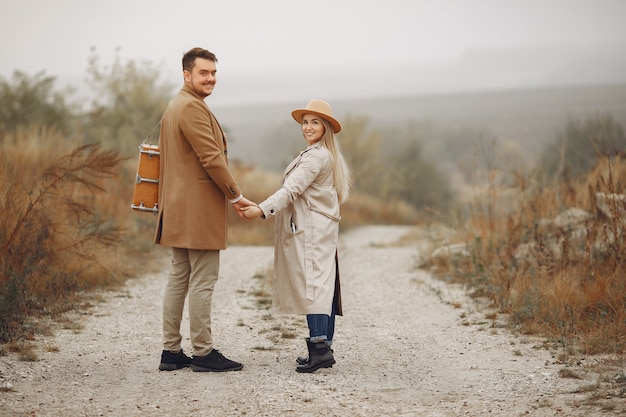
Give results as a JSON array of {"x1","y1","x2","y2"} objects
[{"x1": 306, "y1": 299, "x2": 337, "y2": 345}]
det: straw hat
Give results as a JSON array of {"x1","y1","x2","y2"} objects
[{"x1": 291, "y1": 99, "x2": 341, "y2": 133}]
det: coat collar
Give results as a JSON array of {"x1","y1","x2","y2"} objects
[
  {"x1": 181, "y1": 84, "x2": 206, "y2": 101},
  {"x1": 302, "y1": 142, "x2": 322, "y2": 155},
  {"x1": 283, "y1": 143, "x2": 323, "y2": 177},
  {"x1": 178, "y1": 84, "x2": 227, "y2": 146}
]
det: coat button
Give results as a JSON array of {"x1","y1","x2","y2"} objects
[{"x1": 270, "y1": 209, "x2": 275, "y2": 214}]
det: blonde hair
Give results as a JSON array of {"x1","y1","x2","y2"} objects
[{"x1": 320, "y1": 119, "x2": 351, "y2": 203}]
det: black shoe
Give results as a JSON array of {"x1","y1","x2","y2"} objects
[
  {"x1": 296, "y1": 349, "x2": 334, "y2": 365},
  {"x1": 296, "y1": 338, "x2": 333, "y2": 367},
  {"x1": 296, "y1": 341, "x2": 335, "y2": 373},
  {"x1": 159, "y1": 349, "x2": 192, "y2": 371},
  {"x1": 191, "y1": 349, "x2": 243, "y2": 372}
]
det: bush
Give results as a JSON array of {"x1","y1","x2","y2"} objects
[
  {"x1": 0, "y1": 70, "x2": 76, "y2": 140},
  {"x1": 446, "y1": 154, "x2": 626, "y2": 354},
  {"x1": 540, "y1": 113, "x2": 626, "y2": 181},
  {"x1": 0, "y1": 136, "x2": 126, "y2": 341},
  {"x1": 81, "y1": 48, "x2": 176, "y2": 156}
]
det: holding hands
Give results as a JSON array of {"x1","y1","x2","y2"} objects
[
  {"x1": 232, "y1": 196, "x2": 255, "y2": 219},
  {"x1": 241, "y1": 205, "x2": 263, "y2": 220},
  {"x1": 231, "y1": 196, "x2": 263, "y2": 220}
]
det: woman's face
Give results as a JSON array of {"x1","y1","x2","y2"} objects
[{"x1": 301, "y1": 113, "x2": 326, "y2": 145}]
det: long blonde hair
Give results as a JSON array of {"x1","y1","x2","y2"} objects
[{"x1": 320, "y1": 119, "x2": 351, "y2": 203}]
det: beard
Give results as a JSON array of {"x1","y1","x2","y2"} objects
[{"x1": 190, "y1": 79, "x2": 215, "y2": 98}]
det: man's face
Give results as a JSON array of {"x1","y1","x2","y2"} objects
[{"x1": 184, "y1": 58, "x2": 217, "y2": 98}]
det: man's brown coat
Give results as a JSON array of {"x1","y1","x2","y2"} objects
[{"x1": 154, "y1": 84, "x2": 241, "y2": 250}]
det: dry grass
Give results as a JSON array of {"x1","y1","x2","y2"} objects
[
  {"x1": 0, "y1": 129, "x2": 132, "y2": 342},
  {"x1": 444, "y1": 155, "x2": 626, "y2": 355}
]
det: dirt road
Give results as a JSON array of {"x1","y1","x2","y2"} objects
[{"x1": 0, "y1": 225, "x2": 618, "y2": 416}]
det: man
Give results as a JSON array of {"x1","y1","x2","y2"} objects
[{"x1": 155, "y1": 47, "x2": 252, "y2": 372}]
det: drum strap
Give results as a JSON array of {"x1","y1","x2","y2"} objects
[{"x1": 141, "y1": 119, "x2": 162, "y2": 147}]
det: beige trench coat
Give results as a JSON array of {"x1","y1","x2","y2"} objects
[
  {"x1": 259, "y1": 143, "x2": 343, "y2": 316},
  {"x1": 154, "y1": 85, "x2": 241, "y2": 250}
]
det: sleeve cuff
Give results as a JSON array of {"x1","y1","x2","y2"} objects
[
  {"x1": 259, "y1": 205, "x2": 275, "y2": 218},
  {"x1": 229, "y1": 194, "x2": 243, "y2": 204}
]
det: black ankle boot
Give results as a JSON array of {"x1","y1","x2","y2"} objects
[
  {"x1": 296, "y1": 338, "x2": 334, "y2": 365},
  {"x1": 296, "y1": 340, "x2": 335, "y2": 373}
]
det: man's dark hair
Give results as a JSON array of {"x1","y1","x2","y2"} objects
[{"x1": 182, "y1": 48, "x2": 218, "y2": 72}]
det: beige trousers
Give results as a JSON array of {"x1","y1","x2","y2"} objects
[{"x1": 162, "y1": 247, "x2": 220, "y2": 357}]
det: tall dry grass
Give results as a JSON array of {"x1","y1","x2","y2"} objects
[
  {"x1": 452, "y1": 156, "x2": 626, "y2": 354},
  {"x1": 0, "y1": 128, "x2": 129, "y2": 341}
]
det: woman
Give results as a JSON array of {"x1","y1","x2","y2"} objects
[{"x1": 242, "y1": 99, "x2": 351, "y2": 373}]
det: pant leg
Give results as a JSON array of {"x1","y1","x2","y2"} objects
[
  {"x1": 162, "y1": 247, "x2": 191, "y2": 352},
  {"x1": 187, "y1": 249, "x2": 220, "y2": 357},
  {"x1": 306, "y1": 313, "x2": 330, "y2": 343}
]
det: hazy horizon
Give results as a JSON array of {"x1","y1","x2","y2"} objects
[
  {"x1": 3, "y1": 0, "x2": 626, "y2": 107},
  {"x1": 33, "y1": 40, "x2": 626, "y2": 110}
]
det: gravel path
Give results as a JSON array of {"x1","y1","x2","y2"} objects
[{"x1": 0, "y1": 225, "x2": 616, "y2": 416}]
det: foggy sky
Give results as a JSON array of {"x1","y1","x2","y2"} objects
[{"x1": 2, "y1": 0, "x2": 626, "y2": 105}]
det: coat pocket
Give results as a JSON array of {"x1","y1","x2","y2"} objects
[{"x1": 307, "y1": 204, "x2": 340, "y2": 222}]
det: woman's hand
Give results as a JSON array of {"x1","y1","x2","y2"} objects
[{"x1": 241, "y1": 205, "x2": 263, "y2": 219}]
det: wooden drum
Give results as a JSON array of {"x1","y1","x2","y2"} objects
[{"x1": 131, "y1": 144, "x2": 160, "y2": 214}]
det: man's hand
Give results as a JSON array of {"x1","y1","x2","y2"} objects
[{"x1": 232, "y1": 196, "x2": 256, "y2": 219}]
